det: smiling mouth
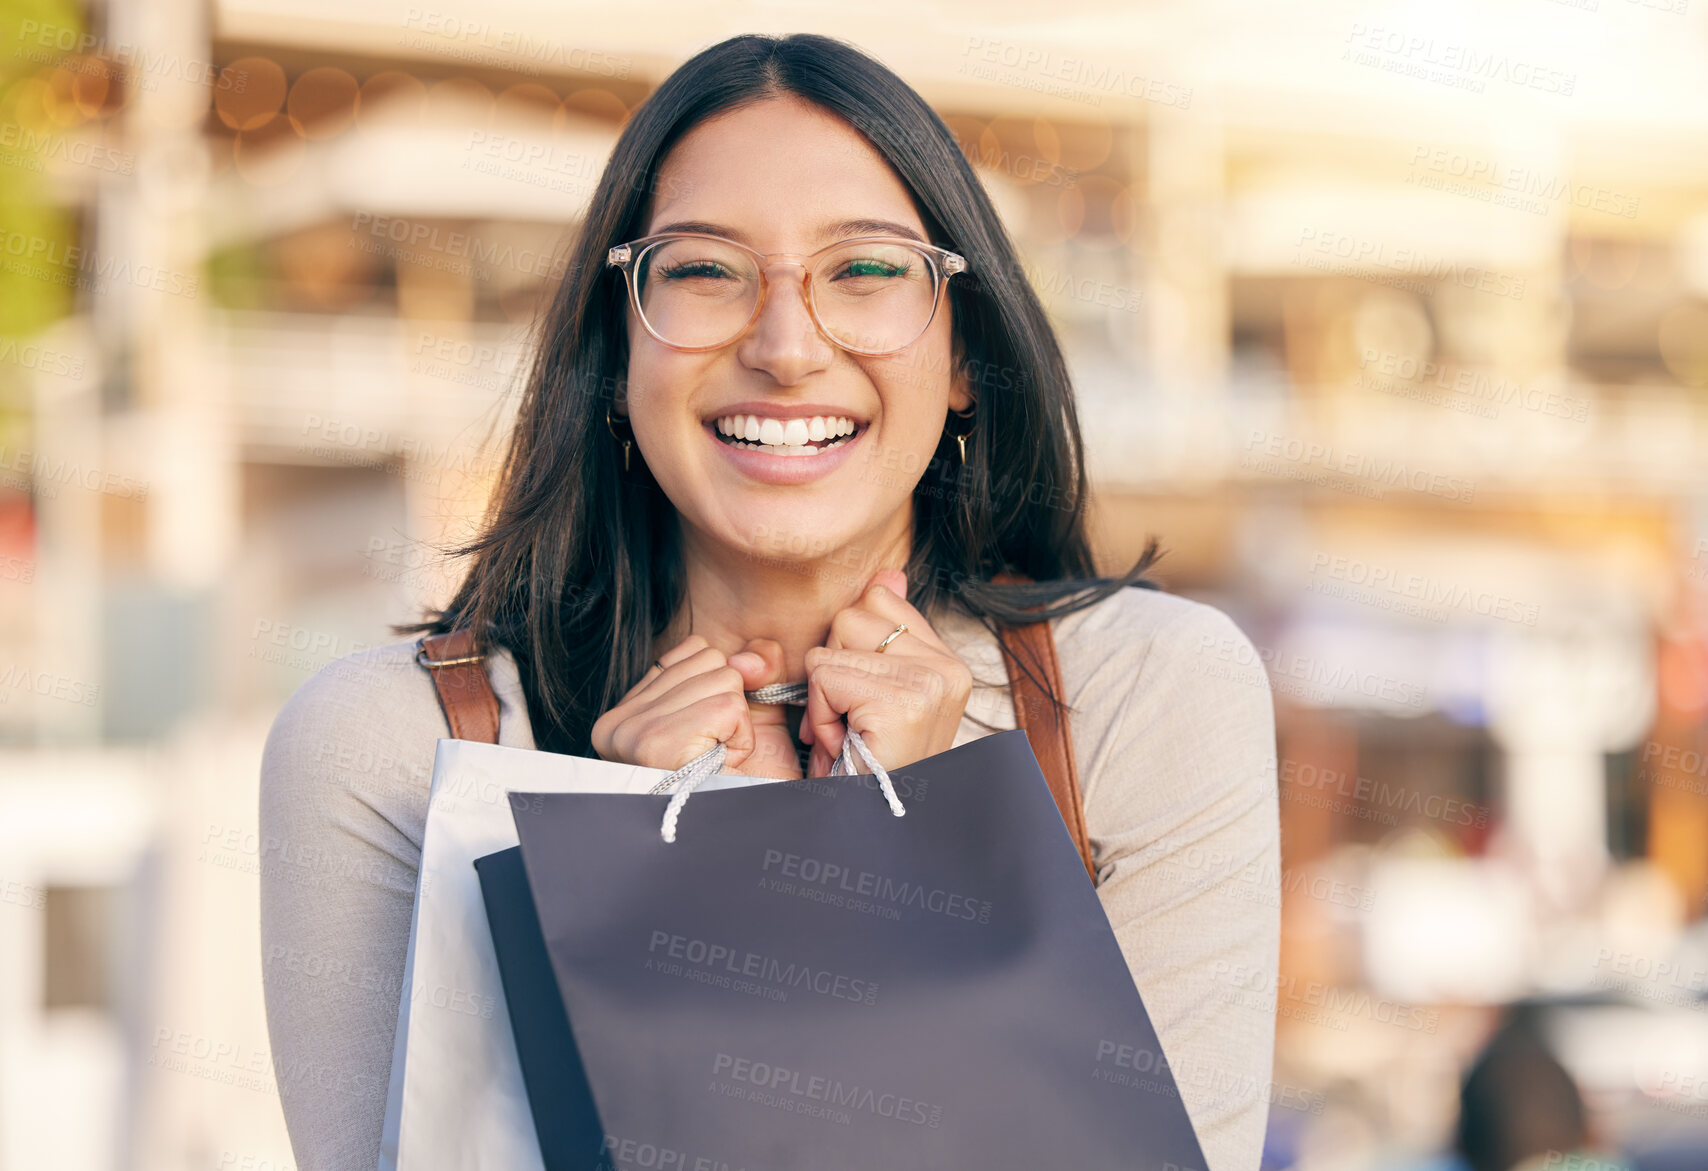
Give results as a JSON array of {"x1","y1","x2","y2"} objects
[{"x1": 710, "y1": 413, "x2": 866, "y2": 458}]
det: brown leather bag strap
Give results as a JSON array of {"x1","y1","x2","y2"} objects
[
  {"x1": 416, "y1": 628, "x2": 501, "y2": 744},
  {"x1": 991, "y1": 575, "x2": 1097, "y2": 887}
]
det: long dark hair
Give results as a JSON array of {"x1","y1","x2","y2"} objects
[{"x1": 400, "y1": 32, "x2": 1162, "y2": 755}]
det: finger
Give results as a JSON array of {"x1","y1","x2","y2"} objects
[
  {"x1": 630, "y1": 644, "x2": 727, "y2": 705},
  {"x1": 656, "y1": 634, "x2": 708, "y2": 669},
  {"x1": 733, "y1": 638, "x2": 793, "y2": 732},
  {"x1": 806, "y1": 660, "x2": 901, "y2": 770},
  {"x1": 809, "y1": 647, "x2": 956, "y2": 721},
  {"x1": 729, "y1": 637, "x2": 785, "y2": 693},
  {"x1": 829, "y1": 606, "x2": 933, "y2": 659},
  {"x1": 871, "y1": 566, "x2": 909, "y2": 598},
  {"x1": 671, "y1": 691, "x2": 753, "y2": 766},
  {"x1": 606, "y1": 681, "x2": 749, "y2": 771},
  {"x1": 845, "y1": 573, "x2": 952, "y2": 656},
  {"x1": 655, "y1": 661, "x2": 747, "y2": 709},
  {"x1": 803, "y1": 650, "x2": 848, "y2": 768}
]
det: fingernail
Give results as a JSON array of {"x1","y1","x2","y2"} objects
[{"x1": 729, "y1": 652, "x2": 763, "y2": 671}]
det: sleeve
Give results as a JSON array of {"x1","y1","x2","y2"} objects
[
  {"x1": 257, "y1": 651, "x2": 443, "y2": 1171},
  {"x1": 1078, "y1": 597, "x2": 1281, "y2": 1171}
]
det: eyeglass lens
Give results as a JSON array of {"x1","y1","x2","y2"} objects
[{"x1": 632, "y1": 238, "x2": 940, "y2": 353}]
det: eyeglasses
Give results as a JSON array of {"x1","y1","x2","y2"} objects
[{"x1": 606, "y1": 232, "x2": 969, "y2": 357}]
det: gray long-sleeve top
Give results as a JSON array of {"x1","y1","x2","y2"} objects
[{"x1": 259, "y1": 585, "x2": 1281, "y2": 1170}]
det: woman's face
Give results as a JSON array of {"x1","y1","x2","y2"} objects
[{"x1": 619, "y1": 95, "x2": 971, "y2": 572}]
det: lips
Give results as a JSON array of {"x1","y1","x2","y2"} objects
[{"x1": 702, "y1": 409, "x2": 868, "y2": 485}]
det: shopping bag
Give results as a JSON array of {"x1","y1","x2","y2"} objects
[
  {"x1": 474, "y1": 844, "x2": 601, "y2": 1168},
  {"x1": 378, "y1": 737, "x2": 785, "y2": 1171},
  {"x1": 506, "y1": 727, "x2": 1209, "y2": 1171}
]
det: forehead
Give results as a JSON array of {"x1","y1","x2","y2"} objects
[{"x1": 644, "y1": 97, "x2": 927, "y2": 248}]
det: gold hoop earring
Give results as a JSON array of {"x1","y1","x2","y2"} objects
[
  {"x1": 948, "y1": 405, "x2": 976, "y2": 465},
  {"x1": 606, "y1": 406, "x2": 632, "y2": 472}
]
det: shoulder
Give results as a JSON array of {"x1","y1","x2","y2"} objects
[
  {"x1": 259, "y1": 638, "x2": 450, "y2": 839},
  {"x1": 1053, "y1": 584, "x2": 1268, "y2": 699},
  {"x1": 263, "y1": 637, "x2": 448, "y2": 767},
  {"x1": 1051, "y1": 585, "x2": 1275, "y2": 810}
]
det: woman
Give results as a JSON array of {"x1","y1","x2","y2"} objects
[{"x1": 259, "y1": 32, "x2": 1279, "y2": 1171}]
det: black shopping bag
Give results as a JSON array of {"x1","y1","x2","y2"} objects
[
  {"x1": 508, "y1": 728, "x2": 1209, "y2": 1171},
  {"x1": 474, "y1": 844, "x2": 604, "y2": 1169}
]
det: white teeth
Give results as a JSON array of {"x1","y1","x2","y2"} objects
[{"x1": 710, "y1": 412, "x2": 864, "y2": 455}]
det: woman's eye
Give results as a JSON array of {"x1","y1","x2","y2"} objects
[
  {"x1": 658, "y1": 261, "x2": 735, "y2": 280},
  {"x1": 833, "y1": 259, "x2": 910, "y2": 280}
]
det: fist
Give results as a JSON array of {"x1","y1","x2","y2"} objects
[
  {"x1": 591, "y1": 635, "x2": 805, "y2": 779},
  {"x1": 801, "y1": 568, "x2": 973, "y2": 777}
]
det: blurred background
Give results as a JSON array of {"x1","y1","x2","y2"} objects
[{"x1": 2, "y1": 0, "x2": 1706, "y2": 1167}]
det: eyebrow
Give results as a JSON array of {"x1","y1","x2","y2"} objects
[{"x1": 645, "y1": 218, "x2": 928, "y2": 247}]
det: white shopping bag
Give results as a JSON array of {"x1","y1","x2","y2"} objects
[{"x1": 377, "y1": 738, "x2": 786, "y2": 1171}]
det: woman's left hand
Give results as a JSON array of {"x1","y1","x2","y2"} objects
[{"x1": 801, "y1": 568, "x2": 974, "y2": 777}]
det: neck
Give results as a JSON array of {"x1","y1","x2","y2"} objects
[{"x1": 663, "y1": 511, "x2": 914, "y2": 682}]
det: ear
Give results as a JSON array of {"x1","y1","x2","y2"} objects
[{"x1": 948, "y1": 337, "x2": 975, "y2": 414}]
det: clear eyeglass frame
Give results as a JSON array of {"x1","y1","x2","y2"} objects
[{"x1": 605, "y1": 231, "x2": 970, "y2": 357}]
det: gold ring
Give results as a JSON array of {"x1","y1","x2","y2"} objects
[{"x1": 874, "y1": 623, "x2": 909, "y2": 653}]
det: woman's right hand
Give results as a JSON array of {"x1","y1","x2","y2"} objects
[{"x1": 590, "y1": 634, "x2": 805, "y2": 779}]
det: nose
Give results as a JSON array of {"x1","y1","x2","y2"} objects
[{"x1": 733, "y1": 258, "x2": 838, "y2": 383}]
